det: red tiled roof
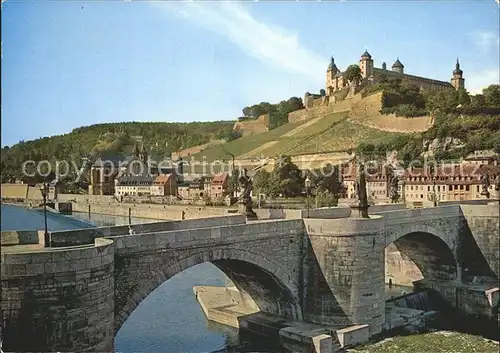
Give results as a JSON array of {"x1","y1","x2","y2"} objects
[
  {"x1": 153, "y1": 174, "x2": 171, "y2": 185},
  {"x1": 211, "y1": 173, "x2": 228, "y2": 184}
]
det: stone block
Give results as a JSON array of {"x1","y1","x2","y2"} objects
[{"x1": 335, "y1": 324, "x2": 370, "y2": 348}]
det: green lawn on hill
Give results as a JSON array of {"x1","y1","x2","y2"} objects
[
  {"x1": 192, "y1": 111, "x2": 401, "y2": 163},
  {"x1": 285, "y1": 119, "x2": 402, "y2": 155},
  {"x1": 192, "y1": 119, "x2": 308, "y2": 161}
]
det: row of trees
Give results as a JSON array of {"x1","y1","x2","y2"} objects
[
  {"x1": 238, "y1": 156, "x2": 344, "y2": 206},
  {"x1": 379, "y1": 81, "x2": 500, "y2": 118},
  {"x1": 240, "y1": 97, "x2": 305, "y2": 129}
]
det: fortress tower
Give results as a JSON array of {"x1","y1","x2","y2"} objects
[
  {"x1": 392, "y1": 58, "x2": 404, "y2": 74},
  {"x1": 450, "y1": 58, "x2": 465, "y2": 90},
  {"x1": 326, "y1": 56, "x2": 339, "y2": 95},
  {"x1": 359, "y1": 50, "x2": 374, "y2": 78}
]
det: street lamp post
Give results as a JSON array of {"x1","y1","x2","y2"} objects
[
  {"x1": 305, "y1": 176, "x2": 311, "y2": 218},
  {"x1": 40, "y1": 183, "x2": 50, "y2": 248},
  {"x1": 225, "y1": 153, "x2": 236, "y2": 199}
]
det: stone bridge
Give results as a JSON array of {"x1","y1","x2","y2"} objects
[{"x1": 1, "y1": 203, "x2": 498, "y2": 352}]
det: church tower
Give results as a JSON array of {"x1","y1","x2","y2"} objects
[
  {"x1": 450, "y1": 58, "x2": 465, "y2": 90},
  {"x1": 326, "y1": 56, "x2": 339, "y2": 95},
  {"x1": 359, "y1": 50, "x2": 374, "y2": 79}
]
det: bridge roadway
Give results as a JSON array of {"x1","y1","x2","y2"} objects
[{"x1": 1, "y1": 202, "x2": 499, "y2": 352}]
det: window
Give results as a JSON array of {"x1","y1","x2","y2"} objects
[{"x1": 420, "y1": 194, "x2": 423, "y2": 199}]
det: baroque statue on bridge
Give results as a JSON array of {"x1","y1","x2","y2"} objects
[
  {"x1": 389, "y1": 175, "x2": 400, "y2": 203},
  {"x1": 351, "y1": 162, "x2": 369, "y2": 218},
  {"x1": 238, "y1": 168, "x2": 258, "y2": 220},
  {"x1": 239, "y1": 168, "x2": 253, "y2": 200},
  {"x1": 494, "y1": 173, "x2": 500, "y2": 199},
  {"x1": 480, "y1": 173, "x2": 490, "y2": 198}
]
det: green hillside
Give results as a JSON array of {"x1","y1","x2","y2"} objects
[
  {"x1": 194, "y1": 111, "x2": 399, "y2": 161},
  {"x1": 1, "y1": 121, "x2": 235, "y2": 182}
]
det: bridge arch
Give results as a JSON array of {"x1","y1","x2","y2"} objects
[
  {"x1": 114, "y1": 247, "x2": 301, "y2": 333},
  {"x1": 386, "y1": 225, "x2": 458, "y2": 284}
]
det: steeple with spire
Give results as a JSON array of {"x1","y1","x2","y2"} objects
[{"x1": 451, "y1": 58, "x2": 465, "y2": 90}]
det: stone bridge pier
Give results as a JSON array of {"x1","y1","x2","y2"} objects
[{"x1": 302, "y1": 216, "x2": 386, "y2": 335}]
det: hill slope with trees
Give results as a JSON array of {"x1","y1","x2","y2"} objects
[{"x1": 1, "y1": 121, "x2": 236, "y2": 183}]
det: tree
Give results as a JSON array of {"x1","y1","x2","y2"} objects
[
  {"x1": 483, "y1": 84, "x2": 500, "y2": 107},
  {"x1": 227, "y1": 169, "x2": 240, "y2": 197},
  {"x1": 471, "y1": 94, "x2": 486, "y2": 108},
  {"x1": 307, "y1": 164, "x2": 342, "y2": 206},
  {"x1": 425, "y1": 88, "x2": 458, "y2": 113},
  {"x1": 242, "y1": 106, "x2": 252, "y2": 117},
  {"x1": 268, "y1": 155, "x2": 303, "y2": 197},
  {"x1": 253, "y1": 169, "x2": 271, "y2": 195},
  {"x1": 457, "y1": 88, "x2": 471, "y2": 106},
  {"x1": 344, "y1": 65, "x2": 363, "y2": 84}
]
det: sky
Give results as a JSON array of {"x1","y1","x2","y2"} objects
[{"x1": 2, "y1": 0, "x2": 499, "y2": 147}]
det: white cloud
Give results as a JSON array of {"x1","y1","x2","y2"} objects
[
  {"x1": 469, "y1": 30, "x2": 500, "y2": 53},
  {"x1": 466, "y1": 68, "x2": 499, "y2": 94},
  {"x1": 152, "y1": 2, "x2": 325, "y2": 78}
]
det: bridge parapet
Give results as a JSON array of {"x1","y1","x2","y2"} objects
[{"x1": 49, "y1": 215, "x2": 246, "y2": 247}]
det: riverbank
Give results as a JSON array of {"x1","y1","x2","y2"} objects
[{"x1": 349, "y1": 331, "x2": 499, "y2": 352}]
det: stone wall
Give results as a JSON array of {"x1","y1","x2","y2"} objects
[
  {"x1": 1, "y1": 230, "x2": 43, "y2": 246},
  {"x1": 288, "y1": 100, "x2": 352, "y2": 123},
  {"x1": 303, "y1": 217, "x2": 386, "y2": 335},
  {"x1": 233, "y1": 114, "x2": 270, "y2": 136},
  {"x1": 1, "y1": 238, "x2": 115, "y2": 352},
  {"x1": 72, "y1": 200, "x2": 232, "y2": 220},
  {"x1": 49, "y1": 215, "x2": 246, "y2": 247},
  {"x1": 385, "y1": 243, "x2": 423, "y2": 286},
  {"x1": 57, "y1": 193, "x2": 116, "y2": 203},
  {"x1": 459, "y1": 204, "x2": 500, "y2": 278}
]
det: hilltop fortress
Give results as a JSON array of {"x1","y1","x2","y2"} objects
[
  {"x1": 326, "y1": 50, "x2": 465, "y2": 96},
  {"x1": 289, "y1": 50, "x2": 466, "y2": 123}
]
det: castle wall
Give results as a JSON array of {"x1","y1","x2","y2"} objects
[
  {"x1": 288, "y1": 99, "x2": 352, "y2": 123},
  {"x1": 233, "y1": 113, "x2": 270, "y2": 136},
  {"x1": 373, "y1": 68, "x2": 452, "y2": 90}
]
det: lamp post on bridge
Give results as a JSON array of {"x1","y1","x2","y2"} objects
[
  {"x1": 305, "y1": 176, "x2": 311, "y2": 218},
  {"x1": 225, "y1": 153, "x2": 237, "y2": 200},
  {"x1": 39, "y1": 183, "x2": 50, "y2": 248}
]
